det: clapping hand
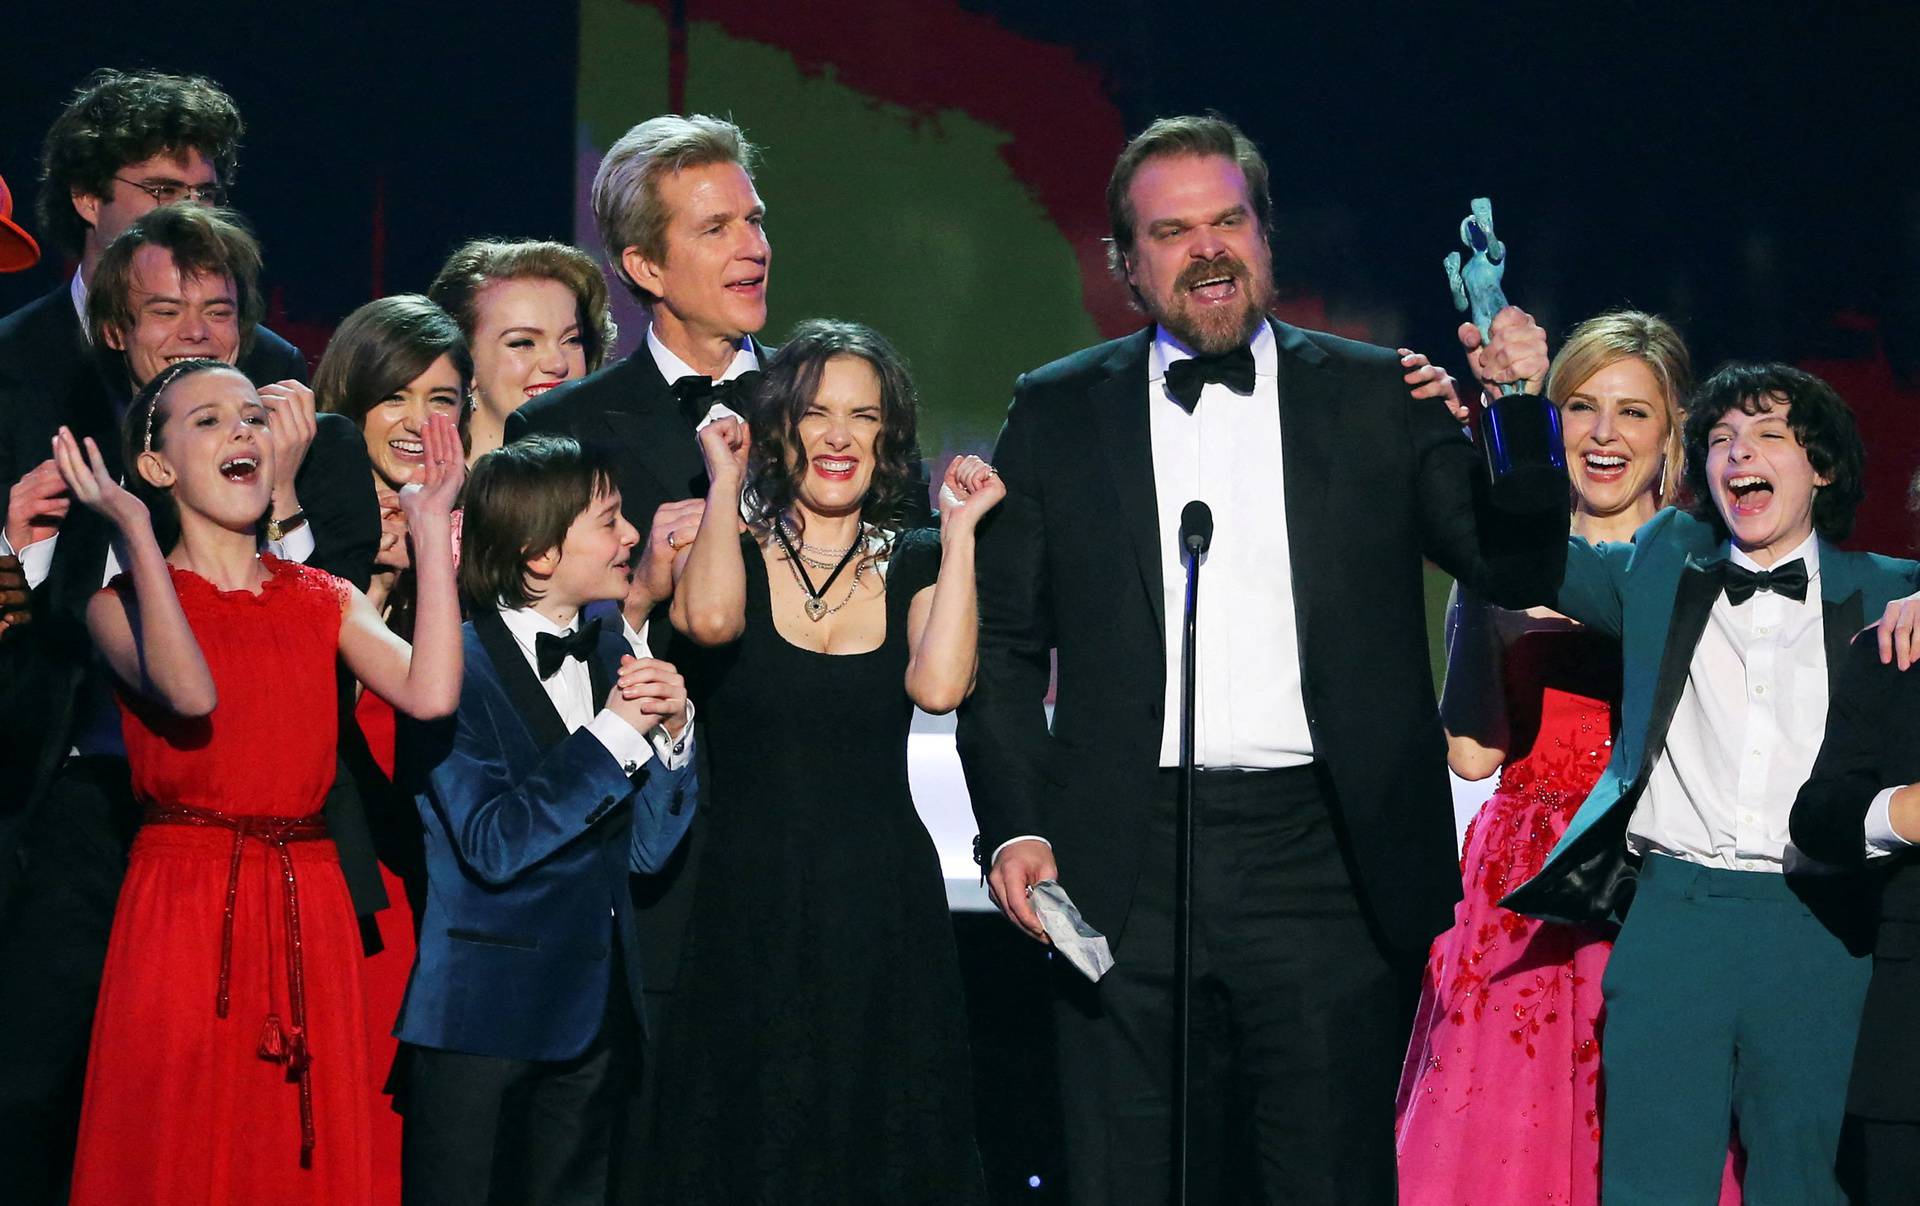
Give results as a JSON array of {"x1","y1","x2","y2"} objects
[
  {"x1": 633, "y1": 498, "x2": 706, "y2": 610},
  {"x1": 607, "y1": 655, "x2": 689, "y2": 738},
  {"x1": 374, "y1": 487, "x2": 411, "y2": 573},
  {"x1": 937, "y1": 454, "x2": 1004, "y2": 533},
  {"x1": 51, "y1": 427, "x2": 148, "y2": 535},
  {"x1": 6, "y1": 458, "x2": 70, "y2": 553},
  {"x1": 256, "y1": 380, "x2": 317, "y2": 513},
  {"x1": 395, "y1": 413, "x2": 464, "y2": 524}
]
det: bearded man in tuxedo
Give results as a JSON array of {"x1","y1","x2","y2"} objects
[{"x1": 957, "y1": 114, "x2": 1567, "y2": 1204}]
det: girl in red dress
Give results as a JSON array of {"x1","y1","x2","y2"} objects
[{"x1": 59, "y1": 359, "x2": 464, "y2": 1206}]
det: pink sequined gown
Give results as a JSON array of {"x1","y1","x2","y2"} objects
[{"x1": 1396, "y1": 626, "x2": 1620, "y2": 1205}]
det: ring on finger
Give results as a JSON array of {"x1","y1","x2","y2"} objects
[{"x1": 665, "y1": 531, "x2": 681, "y2": 550}]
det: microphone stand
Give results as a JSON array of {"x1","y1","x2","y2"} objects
[{"x1": 1173, "y1": 515, "x2": 1207, "y2": 1206}]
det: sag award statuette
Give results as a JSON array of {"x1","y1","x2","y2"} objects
[{"x1": 1445, "y1": 198, "x2": 1565, "y2": 511}]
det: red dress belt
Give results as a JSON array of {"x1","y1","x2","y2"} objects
[{"x1": 143, "y1": 802, "x2": 331, "y2": 1167}]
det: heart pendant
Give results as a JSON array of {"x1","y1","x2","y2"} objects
[{"x1": 804, "y1": 597, "x2": 827, "y2": 622}]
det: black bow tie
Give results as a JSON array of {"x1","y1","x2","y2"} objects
[
  {"x1": 534, "y1": 618, "x2": 603, "y2": 680},
  {"x1": 1163, "y1": 346, "x2": 1256, "y2": 412},
  {"x1": 670, "y1": 370, "x2": 762, "y2": 431},
  {"x1": 1722, "y1": 558, "x2": 1809, "y2": 605}
]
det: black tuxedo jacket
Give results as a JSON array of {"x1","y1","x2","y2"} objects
[
  {"x1": 504, "y1": 342, "x2": 772, "y2": 540},
  {"x1": 955, "y1": 319, "x2": 1568, "y2": 956},
  {"x1": 1793, "y1": 629, "x2": 1920, "y2": 1121},
  {"x1": 0, "y1": 282, "x2": 383, "y2": 922}
]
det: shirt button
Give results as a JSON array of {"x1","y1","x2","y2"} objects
[
  {"x1": 1754, "y1": 684, "x2": 1767, "y2": 696},
  {"x1": 1756, "y1": 626, "x2": 1771, "y2": 636}
]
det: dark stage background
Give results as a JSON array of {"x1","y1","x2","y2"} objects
[{"x1": 7, "y1": 3, "x2": 1920, "y2": 1198}]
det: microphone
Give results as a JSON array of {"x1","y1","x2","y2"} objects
[{"x1": 1179, "y1": 500, "x2": 1213, "y2": 556}]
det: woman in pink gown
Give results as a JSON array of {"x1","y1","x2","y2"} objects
[{"x1": 1395, "y1": 311, "x2": 1737, "y2": 1204}]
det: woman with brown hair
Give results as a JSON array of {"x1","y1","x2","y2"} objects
[
  {"x1": 315, "y1": 294, "x2": 472, "y2": 624},
  {"x1": 313, "y1": 294, "x2": 473, "y2": 1204},
  {"x1": 649, "y1": 318, "x2": 994, "y2": 1202}
]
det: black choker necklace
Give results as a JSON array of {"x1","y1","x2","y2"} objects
[{"x1": 772, "y1": 519, "x2": 863, "y2": 621}]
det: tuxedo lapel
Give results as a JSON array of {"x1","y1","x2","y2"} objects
[
  {"x1": 44, "y1": 505, "x2": 113, "y2": 627},
  {"x1": 1090, "y1": 331, "x2": 1164, "y2": 640},
  {"x1": 72, "y1": 357, "x2": 127, "y2": 479},
  {"x1": 1819, "y1": 549, "x2": 1867, "y2": 694},
  {"x1": 1270, "y1": 320, "x2": 1335, "y2": 659},
  {"x1": 1638, "y1": 558, "x2": 1725, "y2": 778},
  {"x1": 588, "y1": 633, "x2": 615, "y2": 705},
  {"x1": 599, "y1": 353, "x2": 706, "y2": 502},
  {"x1": 472, "y1": 609, "x2": 571, "y2": 752},
  {"x1": 34, "y1": 296, "x2": 129, "y2": 477},
  {"x1": 1823, "y1": 592, "x2": 1866, "y2": 695}
]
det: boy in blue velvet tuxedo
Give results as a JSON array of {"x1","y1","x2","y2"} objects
[
  {"x1": 1505, "y1": 363, "x2": 1920, "y2": 1204},
  {"x1": 394, "y1": 435, "x2": 697, "y2": 1206}
]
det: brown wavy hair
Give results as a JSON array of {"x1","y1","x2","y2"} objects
[
  {"x1": 745, "y1": 319, "x2": 922, "y2": 544},
  {"x1": 38, "y1": 69, "x2": 243, "y2": 257},
  {"x1": 428, "y1": 239, "x2": 618, "y2": 373}
]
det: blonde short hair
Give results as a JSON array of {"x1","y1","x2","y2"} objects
[{"x1": 1544, "y1": 310, "x2": 1693, "y2": 504}]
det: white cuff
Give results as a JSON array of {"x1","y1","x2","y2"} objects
[
  {"x1": 586, "y1": 708, "x2": 659, "y2": 776},
  {"x1": 991, "y1": 834, "x2": 1052, "y2": 866},
  {"x1": 266, "y1": 520, "x2": 317, "y2": 565},
  {"x1": 16, "y1": 534, "x2": 56, "y2": 590},
  {"x1": 647, "y1": 703, "x2": 695, "y2": 771},
  {"x1": 1865, "y1": 787, "x2": 1912, "y2": 856},
  {"x1": 622, "y1": 614, "x2": 649, "y2": 657}
]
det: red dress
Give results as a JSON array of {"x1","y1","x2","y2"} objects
[
  {"x1": 70, "y1": 556, "x2": 373, "y2": 1206},
  {"x1": 351, "y1": 688, "x2": 414, "y2": 1206}
]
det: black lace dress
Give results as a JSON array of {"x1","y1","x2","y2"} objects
[{"x1": 648, "y1": 528, "x2": 986, "y2": 1204}]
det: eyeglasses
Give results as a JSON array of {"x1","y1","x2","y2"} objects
[{"x1": 113, "y1": 176, "x2": 225, "y2": 206}]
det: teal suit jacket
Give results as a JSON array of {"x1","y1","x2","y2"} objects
[{"x1": 1503, "y1": 507, "x2": 1920, "y2": 924}]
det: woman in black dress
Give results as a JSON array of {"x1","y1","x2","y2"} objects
[{"x1": 653, "y1": 319, "x2": 1000, "y2": 1203}]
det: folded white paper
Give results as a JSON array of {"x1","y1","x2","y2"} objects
[{"x1": 1031, "y1": 880, "x2": 1113, "y2": 982}]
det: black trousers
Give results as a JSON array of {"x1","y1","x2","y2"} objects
[
  {"x1": 1842, "y1": 1115, "x2": 1920, "y2": 1205},
  {"x1": 401, "y1": 979, "x2": 641, "y2": 1206},
  {"x1": 0, "y1": 757, "x2": 138, "y2": 1205},
  {"x1": 1052, "y1": 765, "x2": 1415, "y2": 1206}
]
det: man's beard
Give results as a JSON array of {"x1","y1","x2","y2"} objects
[{"x1": 1148, "y1": 252, "x2": 1274, "y2": 355}]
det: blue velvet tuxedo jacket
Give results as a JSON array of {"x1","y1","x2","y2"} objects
[
  {"x1": 1504, "y1": 507, "x2": 1920, "y2": 925},
  {"x1": 394, "y1": 608, "x2": 697, "y2": 1062}
]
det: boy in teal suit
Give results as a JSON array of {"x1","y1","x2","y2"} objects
[{"x1": 1504, "y1": 363, "x2": 1920, "y2": 1203}]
